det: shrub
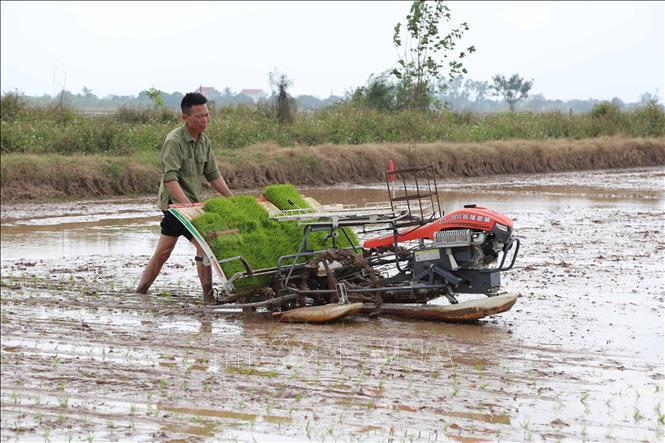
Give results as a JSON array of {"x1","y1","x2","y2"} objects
[
  {"x1": 633, "y1": 101, "x2": 665, "y2": 137},
  {"x1": 1, "y1": 92, "x2": 27, "y2": 121},
  {"x1": 591, "y1": 101, "x2": 620, "y2": 119},
  {"x1": 113, "y1": 107, "x2": 178, "y2": 124}
]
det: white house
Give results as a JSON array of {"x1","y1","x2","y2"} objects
[{"x1": 239, "y1": 89, "x2": 267, "y2": 103}]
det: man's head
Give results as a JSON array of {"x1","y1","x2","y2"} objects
[{"x1": 181, "y1": 92, "x2": 209, "y2": 135}]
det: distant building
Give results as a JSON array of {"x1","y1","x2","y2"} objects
[
  {"x1": 195, "y1": 86, "x2": 215, "y2": 98},
  {"x1": 239, "y1": 89, "x2": 267, "y2": 103}
]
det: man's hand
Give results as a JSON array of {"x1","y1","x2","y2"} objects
[{"x1": 210, "y1": 176, "x2": 233, "y2": 197}]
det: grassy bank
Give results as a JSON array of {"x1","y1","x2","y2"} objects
[
  {"x1": 1, "y1": 136, "x2": 663, "y2": 201},
  {"x1": 1, "y1": 102, "x2": 663, "y2": 155}
]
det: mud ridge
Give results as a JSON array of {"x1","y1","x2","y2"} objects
[{"x1": 1, "y1": 136, "x2": 664, "y2": 202}]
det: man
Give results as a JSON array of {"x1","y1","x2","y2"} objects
[{"x1": 136, "y1": 92, "x2": 232, "y2": 303}]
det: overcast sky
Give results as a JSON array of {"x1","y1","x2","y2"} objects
[{"x1": 1, "y1": 1, "x2": 663, "y2": 102}]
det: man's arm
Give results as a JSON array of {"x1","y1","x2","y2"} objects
[
  {"x1": 209, "y1": 176, "x2": 233, "y2": 197},
  {"x1": 202, "y1": 137, "x2": 232, "y2": 198},
  {"x1": 165, "y1": 180, "x2": 192, "y2": 204}
]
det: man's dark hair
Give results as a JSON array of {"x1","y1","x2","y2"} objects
[{"x1": 181, "y1": 92, "x2": 208, "y2": 114}]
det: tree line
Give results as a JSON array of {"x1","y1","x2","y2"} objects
[{"x1": 6, "y1": 1, "x2": 661, "y2": 115}]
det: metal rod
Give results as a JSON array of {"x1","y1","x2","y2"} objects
[
  {"x1": 207, "y1": 293, "x2": 299, "y2": 309},
  {"x1": 287, "y1": 284, "x2": 448, "y2": 295},
  {"x1": 431, "y1": 165, "x2": 442, "y2": 217},
  {"x1": 340, "y1": 227, "x2": 358, "y2": 253},
  {"x1": 402, "y1": 174, "x2": 412, "y2": 218},
  {"x1": 414, "y1": 172, "x2": 424, "y2": 220}
]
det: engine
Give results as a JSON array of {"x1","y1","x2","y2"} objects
[
  {"x1": 409, "y1": 205, "x2": 517, "y2": 295},
  {"x1": 437, "y1": 205, "x2": 513, "y2": 266}
]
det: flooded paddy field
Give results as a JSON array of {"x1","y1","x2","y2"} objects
[{"x1": 1, "y1": 167, "x2": 664, "y2": 442}]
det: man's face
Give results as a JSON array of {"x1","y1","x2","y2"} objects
[{"x1": 182, "y1": 104, "x2": 209, "y2": 133}]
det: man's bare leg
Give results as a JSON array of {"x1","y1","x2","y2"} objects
[
  {"x1": 193, "y1": 239, "x2": 214, "y2": 303},
  {"x1": 136, "y1": 235, "x2": 179, "y2": 293}
]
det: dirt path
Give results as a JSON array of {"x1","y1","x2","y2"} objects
[{"x1": 1, "y1": 167, "x2": 663, "y2": 442}]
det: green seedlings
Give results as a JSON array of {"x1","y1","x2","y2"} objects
[
  {"x1": 58, "y1": 393, "x2": 70, "y2": 408},
  {"x1": 633, "y1": 408, "x2": 644, "y2": 423},
  {"x1": 366, "y1": 399, "x2": 376, "y2": 410},
  {"x1": 10, "y1": 391, "x2": 20, "y2": 405},
  {"x1": 451, "y1": 374, "x2": 460, "y2": 386},
  {"x1": 605, "y1": 398, "x2": 614, "y2": 411},
  {"x1": 129, "y1": 403, "x2": 136, "y2": 415},
  {"x1": 520, "y1": 420, "x2": 532, "y2": 441},
  {"x1": 87, "y1": 431, "x2": 94, "y2": 443},
  {"x1": 107, "y1": 420, "x2": 115, "y2": 429},
  {"x1": 80, "y1": 414, "x2": 91, "y2": 428},
  {"x1": 57, "y1": 413, "x2": 65, "y2": 425},
  {"x1": 42, "y1": 428, "x2": 51, "y2": 442}
]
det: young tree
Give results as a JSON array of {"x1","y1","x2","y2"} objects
[
  {"x1": 146, "y1": 87, "x2": 164, "y2": 110},
  {"x1": 350, "y1": 73, "x2": 397, "y2": 111},
  {"x1": 269, "y1": 71, "x2": 296, "y2": 125},
  {"x1": 392, "y1": 0, "x2": 475, "y2": 110},
  {"x1": 491, "y1": 74, "x2": 533, "y2": 111}
]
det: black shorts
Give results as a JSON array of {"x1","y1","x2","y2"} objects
[{"x1": 160, "y1": 210, "x2": 193, "y2": 241}]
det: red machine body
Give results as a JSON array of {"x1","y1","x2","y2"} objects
[{"x1": 363, "y1": 206, "x2": 513, "y2": 249}]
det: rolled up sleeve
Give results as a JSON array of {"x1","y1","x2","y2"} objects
[{"x1": 161, "y1": 140, "x2": 182, "y2": 182}]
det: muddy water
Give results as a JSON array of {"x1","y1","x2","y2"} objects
[{"x1": 1, "y1": 166, "x2": 664, "y2": 442}]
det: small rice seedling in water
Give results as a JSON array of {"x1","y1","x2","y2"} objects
[
  {"x1": 634, "y1": 408, "x2": 644, "y2": 422},
  {"x1": 58, "y1": 393, "x2": 69, "y2": 408}
]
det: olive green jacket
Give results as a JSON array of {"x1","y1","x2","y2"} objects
[{"x1": 157, "y1": 125, "x2": 221, "y2": 210}]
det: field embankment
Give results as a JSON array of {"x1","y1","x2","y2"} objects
[{"x1": 1, "y1": 136, "x2": 663, "y2": 201}]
